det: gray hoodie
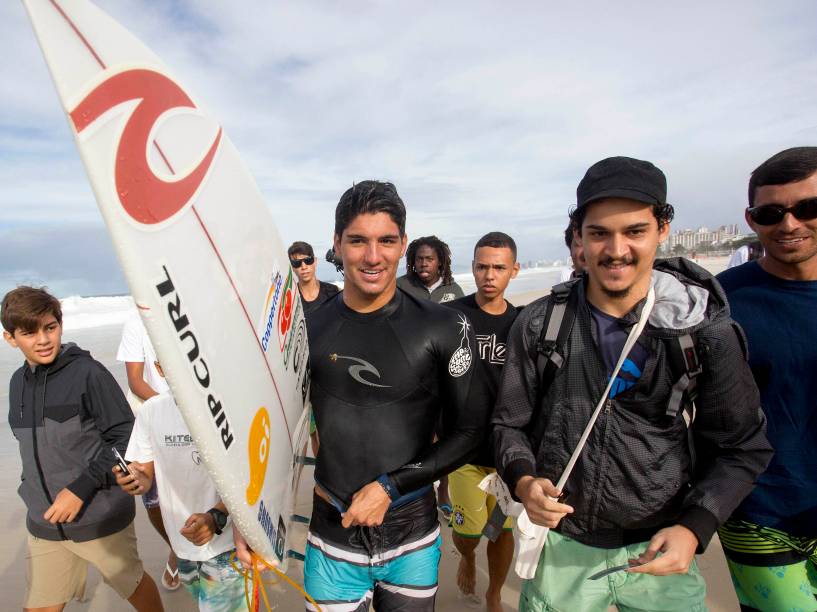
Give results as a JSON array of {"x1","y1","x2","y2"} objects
[{"x1": 8, "y1": 343, "x2": 135, "y2": 542}]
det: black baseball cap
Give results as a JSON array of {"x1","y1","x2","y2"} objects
[{"x1": 576, "y1": 156, "x2": 667, "y2": 209}]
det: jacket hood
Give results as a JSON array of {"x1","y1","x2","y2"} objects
[
  {"x1": 647, "y1": 257, "x2": 729, "y2": 332},
  {"x1": 22, "y1": 342, "x2": 91, "y2": 378}
]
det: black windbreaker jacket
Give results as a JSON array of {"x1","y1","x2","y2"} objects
[
  {"x1": 492, "y1": 258, "x2": 773, "y2": 550},
  {"x1": 8, "y1": 343, "x2": 135, "y2": 542}
]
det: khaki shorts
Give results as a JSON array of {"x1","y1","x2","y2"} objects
[
  {"x1": 448, "y1": 464, "x2": 513, "y2": 538},
  {"x1": 25, "y1": 522, "x2": 144, "y2": 608}
]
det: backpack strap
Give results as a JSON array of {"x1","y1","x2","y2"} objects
[
  {"x1": 665, "y1": 333, "x2": 702, "y2": 421},
  {"x1": 534, "y1": 280, "x2": 579, "y2": 395},
  {"x1": 664, "y1": 332, "x2": 704, "y2": 471}
]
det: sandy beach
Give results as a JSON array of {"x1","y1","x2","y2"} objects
[{"x1": 0, "y1": 256, "x2": 739, "y2": 611}]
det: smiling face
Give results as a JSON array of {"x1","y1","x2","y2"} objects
[
  {"x1": 472, "y1": 246, "x2": 519, "y2": 301},
  {"x1": 577, "y1": 198, "x2": 668, "y2": 301},
  {"x1": 3, "y1": 314, "x2": 62, "y2": 367},
  {"x1": 414, "y1": 244, "x2": 441, "y2": 286},
  {"x1": 748, "y1": 172, "x2": 817, "y2": 278},
  {"x1": 334, "y1": 212, "x2": 407, "y2": 311}
]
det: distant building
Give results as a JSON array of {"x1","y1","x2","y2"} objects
[{"x1": 666, "y1": 224, "x2": 746, "y2": 252}]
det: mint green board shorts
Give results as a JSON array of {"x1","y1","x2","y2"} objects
[{"x1": 519, "y1": 530, "x2": 707, "y2": 612}]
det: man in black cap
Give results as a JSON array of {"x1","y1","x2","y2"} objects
[{"x1": 492, "y1": 156, "x2": 772, "y2": 611}]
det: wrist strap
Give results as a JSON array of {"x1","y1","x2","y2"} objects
[{"x1": 376, "y1": 474, "x2": 397, "y2": 501}]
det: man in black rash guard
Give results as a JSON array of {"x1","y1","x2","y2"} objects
[{"x1": 302, "y1": 180, "x2": 480, "y2": 611}]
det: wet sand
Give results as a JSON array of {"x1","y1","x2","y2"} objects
[{"x1": 0, "y1": 256, "x2": 739, "y2": 610}]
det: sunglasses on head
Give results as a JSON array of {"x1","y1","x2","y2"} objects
[
  {"x1": 747, "y1": 197, "x2": 817, "y2": 226},
  {"x1": 290, "y1": 256, "x2": 315, "y2": 268}
]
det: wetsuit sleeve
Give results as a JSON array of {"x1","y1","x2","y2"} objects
[
  {"x1": 678, "y1": 320, "x2": 773, "y2": 551},
  {"x1": 66, "y1": 364, "x2": 135, "y2": 502},
  {"x1": 491, "y1": 304, "x2": 541, "y2": 497},
  {"x1": 388, "y1": 312, "x2": 481, "y2": 495}
]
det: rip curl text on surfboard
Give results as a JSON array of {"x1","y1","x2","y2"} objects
[{"x1": 156, "y1": 265, "x2": 234, "y2": 450}]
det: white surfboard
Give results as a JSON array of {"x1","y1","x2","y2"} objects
[{"x1": 24, "y1": 0, "x2": 310, "y2": 568}]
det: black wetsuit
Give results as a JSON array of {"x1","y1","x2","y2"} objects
[
  {"x1": 308, "y1": 288, "x2": 480, "y2": 506},
  {"x1": 304, "y1": 288, "x2": 481, "y2": 611}
]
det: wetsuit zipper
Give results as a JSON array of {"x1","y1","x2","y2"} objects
[{"x1": 30, "y1": 368, "x2": 65, "y2": 539}]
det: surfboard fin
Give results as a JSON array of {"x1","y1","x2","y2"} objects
[
  {"x1": 287, "y1": 550, "x2": 306, "y2": 562},
  {"x1": 294, "y1": 456, "x2": 316, "y2": 466}
]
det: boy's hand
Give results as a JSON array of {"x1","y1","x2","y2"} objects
[
  {"x1": 44, "y1": 488, "x2": 83, "y2": 524},
  {"x1": 181, "y1": 513, "x2": 216, "y2": 546},
  {"x1": 113, "y1": 462, "x2": 150, "y2": 495}
]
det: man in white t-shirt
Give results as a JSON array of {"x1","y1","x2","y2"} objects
[
  {"x1": 115, "y1": 373, "x2": 248, "y2": 611},
  {"x1": 117, "y1": 311, "x2": 178, "y2": 590}
]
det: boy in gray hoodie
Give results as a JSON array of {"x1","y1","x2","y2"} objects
[{"x1": 2, "y1": 286, "x2": 163, "y2": 612}]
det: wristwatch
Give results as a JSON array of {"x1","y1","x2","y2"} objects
[{"x1": 207, "y1": 507, "x2": 228, "y2": 535}]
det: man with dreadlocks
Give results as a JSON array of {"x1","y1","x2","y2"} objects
[{"x1": 398, "y1": 235, "x2": 464, "y2": 304}]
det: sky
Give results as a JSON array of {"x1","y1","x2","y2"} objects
[{"x1": 2, "y1": 1, "x2": 817, "y2": 297}]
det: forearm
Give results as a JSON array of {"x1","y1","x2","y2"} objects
[
  {"x1": 389, "y1": 426, "x2": 483, "y2": 495},
  {"x1": 125, "y1": 362, "x2": 158, "y2": 401}
]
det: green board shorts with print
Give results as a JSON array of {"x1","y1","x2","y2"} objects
[
  {"x1": 519, "y1": 530, "x2": 706, "y2": 612},
  {"x1": 719, "y1": 518, "x2": 817, "y2": 612}
]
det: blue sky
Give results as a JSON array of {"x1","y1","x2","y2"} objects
[{"x1": 2, "y1": 1, "x2": 817, "y2": 297}]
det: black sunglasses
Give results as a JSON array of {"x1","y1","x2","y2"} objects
[
  {"x1": 290, "y1": 256, "x2": 315, "y2": 268},
  {"x1": 747, "y1": 198, "x2": 817, "y2": 226}
]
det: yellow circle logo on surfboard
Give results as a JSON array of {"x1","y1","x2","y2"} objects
[{"x1": 246, "y1": 407, "x2": 271, "y2": 505}]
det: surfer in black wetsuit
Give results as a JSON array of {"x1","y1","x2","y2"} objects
[{"x1": 302, "y1": 180, "x2": 481, "y2": 611}]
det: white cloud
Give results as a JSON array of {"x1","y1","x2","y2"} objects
[{"x1": 2, "y1": 1, "x2": 817, "y2": 294}]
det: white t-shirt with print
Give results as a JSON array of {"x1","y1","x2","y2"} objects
[
  {"x1": 117, "y1": 310, "x2": 169, "y2": 395},
  {"x1": 126, "y1": 393, "x2": 233, "y2": 561}
]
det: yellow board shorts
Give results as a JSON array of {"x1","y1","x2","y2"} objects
[
  {"x1": 25, "y1": 521, "x2": 144, "y2": 608},
  {"x1": 448, "y1": 464, "x2": 513, "y2": 538}
]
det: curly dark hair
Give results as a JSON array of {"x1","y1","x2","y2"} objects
[{"x1": 405, "y1": 235, "x2": 454, "y2": 285}]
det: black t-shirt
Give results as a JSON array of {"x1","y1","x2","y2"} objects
[
  {"x1": 301, "y1": 281, "x2": 340, "y2": 317},
  {"x1": 447, "y1": 293, "x2": 519, "y2": 467}
]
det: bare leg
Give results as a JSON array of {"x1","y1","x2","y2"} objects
[
  {"x1": 127, "y1": 572, "x2": 164, "y2": 612},
  {"x1": 146, "y1": 506, "x2": 178, "y2": 588},
  {"x1": 452, "y1": 532, "x2": 479, "y2": 596},
  {"x1": 485, "y1": 530, "x2": 514, "y2": 612}
]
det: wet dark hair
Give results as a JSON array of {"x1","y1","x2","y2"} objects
[
  {"x1": 474, "y1": 231, "x2": 517, "y2": 261},
  {"x1": 287, "y1": 241, "x2": 314, "y2": 259},
  {"x1": 334, "y1": 180, "x2": 406, "y2": 237},
  {"x1": 406, "y1": 235, "x2": 454, "y2": 285},
  {"x1": 1, "y1": 286, "x2": 62, "y2": 334},
  {"x1": 568, "y1": 201, "x2": 674, "y2": 234},
  {"x1": 749, "y1": 147, "x2": 817, "y2": 205}
]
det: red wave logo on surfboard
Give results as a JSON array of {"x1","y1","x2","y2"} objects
[{"x1": 70, "y1": 69, "x2": 222, "y2": 224}]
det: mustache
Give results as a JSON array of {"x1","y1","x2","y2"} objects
[{"x1": 599, "y1": 255, "x2": 637, "y2": 267}]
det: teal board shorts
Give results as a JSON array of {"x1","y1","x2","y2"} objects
[
  {"x1": 176, "y1": 549, "x2": 250, "y2": 612},
  {"x1": 719, "y1": 518, "x2": 817, "y2": 612},
  {"x1": 519, "y1": 530, "x2": 706, "y2": 612}
]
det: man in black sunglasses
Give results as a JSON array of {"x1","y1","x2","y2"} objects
[
  {"x1": 288, "y1": 241, "x2": 340, "y2": 317},
  {"x1": 717, "y1": 147, "x2": 817, "y2": 612}
]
